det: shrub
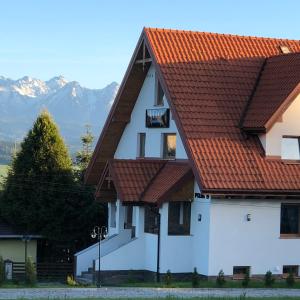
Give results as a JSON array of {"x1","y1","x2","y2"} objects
[
  {"x1": 286, "y1": 271, "x2": 295, "y2": 287},
  {"x1": 66, "y1": 274, "x2": 77, "y2": 286},
  {"x1": 25, "y1": 257, "x2": 36, "y2": 286},
  {"x1": 216, "y1": 269, "x2": 226, "y2": 287},
  {"x1": 264, "y1": 270, "x2": 275, "y2": 287},
  {"x1": 192, "y1": 267, "x2": 200, "y2": 288},
  {"x1": 242, "y1": 268, "x2": 250, "y2": 288},
  {"x1": 164, "y1": 269, "x2": 172, "y2": 286},
  {"x1": 0, "y1": 256, "x2": 5, "y2": 285}
]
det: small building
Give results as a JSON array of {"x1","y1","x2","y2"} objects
[
  {"x1": 75, "y1": 27, "x2": 300, "y2": 280},
  {"x1": 0, "y1": 219, "x2": 39, "y2": 264}
]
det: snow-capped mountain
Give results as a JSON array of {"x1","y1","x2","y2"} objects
[{"x1": 0, "y1": 76, "x2": 119, "y2": 153}]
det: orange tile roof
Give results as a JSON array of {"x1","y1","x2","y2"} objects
[
  {"x1": 141, "y1": 161, "x2": 192, "y2": 204},
  {"x1": 109, "y1": 159, "x2": 191, "y2": 203},
  {"x1": 145, "y1": 28, "x2": 300, "y2": 193},
  {"x1": 242, "y1": 53, "x2": 300, "y2": 131},
  {"x1": 87, "y1": 28, "x2": 300, "y2": 196}
]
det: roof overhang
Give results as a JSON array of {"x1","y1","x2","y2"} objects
[{"x1": 95, "y1": 159, "x2": 193, "y2": 205}]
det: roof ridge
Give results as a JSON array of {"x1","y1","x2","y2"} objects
[
  {"x1": 239, "y1": 58, "x2": 268, "y2": 129},
  {"x1": 144, "y1": 27, "x2": 300, "y2": 42},
  {"x1": 139, "y1": 161, "x2": 167, "y2": 203}
]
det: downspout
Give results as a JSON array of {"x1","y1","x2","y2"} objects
[{"x1": 156, "y1": 212, "x2": 161, "y2": 283}]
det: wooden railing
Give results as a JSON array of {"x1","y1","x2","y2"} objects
[{"x1": 11, "y1": 262, "x2": 73, "y2": 281}]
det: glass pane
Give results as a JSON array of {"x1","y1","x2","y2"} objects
[
  {"x1": 282, "y1": 138, "x2": 300, "y2": 160},
  {"x1": 168, "y1": 202, "x2": 191, "y2": 235},
  {"x1": 138, "y1": 133, "x2": 146, "y2": 157},
  {"x1": 156, "y1": 79, "x2": 164, "y2": 106},
  {"x1": 110, "y1": 202, "x2": 117, "y2": 228},
  {"x1": 280, "y1": 205, "x2": 299, "y2": 234},
  {"x1": 144, "y1": 206, "x2": 158, "y2": 234},
  {"x1": 163, "y1": 134, "x2": 176, "y2": 158}
]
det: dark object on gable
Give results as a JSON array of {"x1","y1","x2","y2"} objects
[{"x1": 146, "y1": 108, "x2": 170, "y2": 128}]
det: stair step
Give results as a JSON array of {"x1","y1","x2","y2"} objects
[{"x1": 76, "y1": 276, "x2": 93, "y2": 284}]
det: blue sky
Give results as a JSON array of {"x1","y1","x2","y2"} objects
[{"x1": 0, "y1": 0, "x2": 299, "y2": 89}]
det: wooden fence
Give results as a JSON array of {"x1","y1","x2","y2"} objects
[{"x1": 12, "y1": 262, "x2": 73, "y2": 281}]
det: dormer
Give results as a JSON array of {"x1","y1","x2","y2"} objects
[{"x1": 241, "y1": 53, "x2": 300, "y2": 161}]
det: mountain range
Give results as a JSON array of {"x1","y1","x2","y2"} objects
[{"x1": 0, "y1": 76, "x2": 119, "y2": 155}]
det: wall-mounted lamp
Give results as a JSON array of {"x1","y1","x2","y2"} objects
[
  {"x1": 198, "y1": 214, "x2": 202, "y2": 222},
  {"x1": 246, "y1": 214, "x2": 251, "y2": 221}
]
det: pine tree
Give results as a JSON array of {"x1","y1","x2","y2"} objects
[
  {"x1": 75, "y1": 124, "x2": 94, "y2": 174},
  {"x1": 0, "y1": 111, "x2": 77, "y2": 241},
  {"x1": 0, "y1": 111, "x2": 106, "y2": 256}
]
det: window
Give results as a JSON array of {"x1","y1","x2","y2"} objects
[
  {"x1": 233, "y1": 266, "x2": 250, "y2": 279},
  {"x1": 279, "y1": 45, "x2": 290, "y2": 54},
  {"x1": 282, "y1": 137, "x2": 300, "y2": 160},
  {"x1": 155, "y1": 75, "x2": 164, "y2": 106},
  {"x1": 110, "y1": 202, "x2": 117, "y2": 228},
  {"x1": 168, "y1": 202, "x2": 191, "y2": 235},
  {"x1": 280, "y1": 204, "x2": 300, "y2": 236},
  {"x1": 137, "y1": 133, "x2": 146, "y2": 158},
  {"x1": 144, "y1": 206, "x2": 159, "y2": 234},
  {"x1": 124, "y1": 206, "x2": 133, "y2": 229},
  {"x1": 283, "y1": 265, "x2": 299, "y2": 278},
  {"x1": 162, "y1": 133, "x2": 176, "y2": 159}
]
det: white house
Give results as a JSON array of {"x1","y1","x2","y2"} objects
[{"x1": 75, "y1": 28, "x2": 300, "y2": 281}]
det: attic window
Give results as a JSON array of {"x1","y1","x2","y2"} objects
[
  {"x1": 279, "y1": 45, "x2": 290, "y2": 54},
  {"x1": 155, "y1": 74, "x2": 164, "y2": 106},
  {"x1": 282, "y1": 137, "x2": 300, "y2": 160}
]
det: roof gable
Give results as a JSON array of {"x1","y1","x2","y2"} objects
[
  {"x1": 242, "y1": 53, "x2": 300, "y2": 132},
  {"x1": 87, "y1": 27, "x2": 300, "y2": 195},
  {"x1": 100, "y1": 159, "x2": 192, "y2": 204}
]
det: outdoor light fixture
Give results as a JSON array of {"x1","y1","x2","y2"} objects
[
  {"x1": 198, "y1": 214, "x2": 202, "y2": 222},
  {"x1": 91, "y1": 226, "x2": 107, "y2": 288},
  {"x1": 246, "y1": 214, "x2": 251, "y2": 221}
]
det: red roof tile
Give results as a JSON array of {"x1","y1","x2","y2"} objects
[
  {"x1": 145, "y1": 28, "x2": 300, "y2": 193},
  {"x1": 109, "y1": 159, "x2": 164, "y2": 202},
  {"x1": 87, "y1": 28, "x2": 300, "y2": 195},
  {"x1": 109, "y1": 159, "x2": 191, "y2": 203},
  {"x1": 242, "y1": 53, "x2": 300, "y2": 130},
  {"x1": 141, "y1": 161, "x2": 192, "y2": 204}
]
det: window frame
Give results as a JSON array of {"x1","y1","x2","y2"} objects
[
  {"x1": 154, "y1": 74, "x2": 164, "y2": 106},
  {"x1": 280, "y1": 204, "x2": 300, "y2": 238},
  {"x1": 168, "y1": 201, "x2": 191, "y2": 236},
  {"x1": 233, "y1": 266, "x2": 250, "y2": 280},
  {"x1": 137, "y1": 132, "x2": 146, "y2": 158},
  {"x1": 282, "y1": 265, "x2": 299, "y2": 278},
  {"x1": 110, "y1": 202, "x2": 117, "y2": 228},
  {"x1": 281, "y1": 136, "x2": 300, "y2": 161},
  {"x1": 144, "y1": 206, "x2": 159, "y2": 234},
  {"x1": 162, "y1": 133, "x2": 176, "y2": 159}
]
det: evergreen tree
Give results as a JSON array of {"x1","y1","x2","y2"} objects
[
  {"x1": 75, "y1": 124, "x2": 94, "y2": 174},
  {"x1": 73, "y1": 124, "x2": 106, "y2": 250},
  {"x1": 0, "y1": 111, "x2": 82, "y2": 242},
  {"x1": 0, "y1": 112, "x2": 106, "y2": 258}
]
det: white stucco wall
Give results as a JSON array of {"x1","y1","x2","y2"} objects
[
  {"x1": 114, "y1": 64, "x2": 187, "y2": 160},
  {"x1": 259, "y1": 93, "x2": 300, "y2": 157},
  {"x1": 190, "y1": 181, "x2": 211, "y2": 275},
  {"x1": 159, "y1": 202, "x2": 193, "y2": 273},
  {"x1": 208, "y1": 199, "x2": 300, "y2": 276}
]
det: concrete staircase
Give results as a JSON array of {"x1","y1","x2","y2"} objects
[{"x1": 76, "y1": 267, "x2": 95, "y2": 285}]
